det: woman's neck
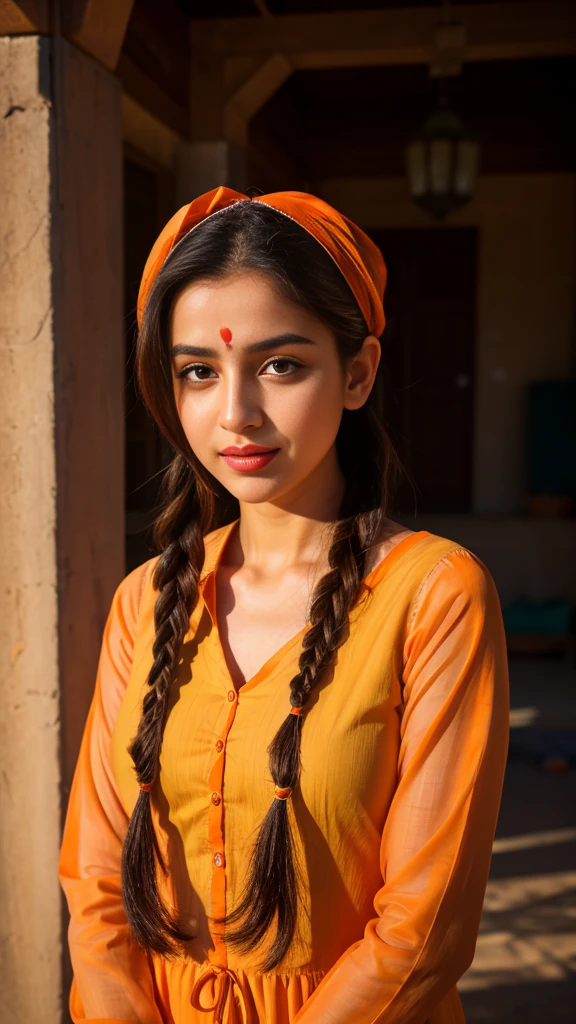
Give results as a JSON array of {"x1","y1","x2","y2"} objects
[{"x1": 224, "y1": 449, "x2": 346, "y2": 579}]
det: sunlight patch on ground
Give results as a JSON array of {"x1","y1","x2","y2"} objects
[
  {"x1": 460, "y1": 870, "x2": 576, "y2": 992},
  {"x1": 509, "y1": 707, "x2": 541, "y2": 728},
  {"x1": 493, "y1": 827, "x2": 576, "y2": 853}
]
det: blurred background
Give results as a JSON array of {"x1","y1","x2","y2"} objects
[{"x1": 1, "y1": 2, "x2": 575, "y2": 1022}]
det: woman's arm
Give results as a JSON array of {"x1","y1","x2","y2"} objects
[
  {"x1": 293, "y1": 548, "x2": 510, "y2": 1024},
  {"x1": 58, "y1": 560, "x2": 164, "y2": 1024}
]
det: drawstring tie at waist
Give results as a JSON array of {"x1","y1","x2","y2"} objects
[{"x1": 191, "y1": 963, "x2": 248, "y2": 1023}]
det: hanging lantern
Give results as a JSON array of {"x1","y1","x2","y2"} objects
[{"x1": 406, "y1": 98, "x2": 479, "y2": 219}]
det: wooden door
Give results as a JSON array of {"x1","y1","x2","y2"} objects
[{"x1": 369, "y1": 228, "x2": 477, "y2": 514}]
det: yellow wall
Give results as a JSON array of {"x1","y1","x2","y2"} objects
[{"x1": 320, "y1": 173, "x2": 576, "y2": 515}]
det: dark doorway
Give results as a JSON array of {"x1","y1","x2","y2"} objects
[
  {"x1": 371, "y1": 228, "x2": 478, "y2": 515},
  {"x1": 124, "y1": 152, "x2": 174, "y2": 571}
]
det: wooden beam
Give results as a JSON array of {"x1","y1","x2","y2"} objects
[
  {"x1": 0, "y1": 1, "x2": 134, "y2": 71},
  {"x1": 190, "y1": 3, "x2": 576, "y2": 66},
  {"x1": 191, "y1": 52, "x2": 292, "y2": 145},
  {"x1": 122, "y1": 93, "x2": 180, "y2": 170},
  {"x1": 0, "y1": 0, "x2": 49, "y2": 34},
  {"x1": 225, "y1": 53, "x2": 292, "y2": 147},
  {"x1": 62, "y1": 0, "x2": 134, "y2": 71},
  {"x1": 224, "y1": 55, "x2": 266, "y2": 99},
  {"x1": 118, "y1": 52, "x2": 189, "y2": 137}
]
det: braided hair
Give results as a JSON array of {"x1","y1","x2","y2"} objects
[{"x1": 122, "y1": 200, "x2": 404, "y2": 968}]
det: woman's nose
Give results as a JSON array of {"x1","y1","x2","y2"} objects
[{"x1": 219, "y1": 374, "x2": 263, "y2": 433}]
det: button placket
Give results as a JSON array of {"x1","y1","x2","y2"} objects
[{"x1": 206, "y1": 687, "x2": 240, "y2": 963}]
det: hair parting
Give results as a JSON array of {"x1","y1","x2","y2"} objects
[{"x1": 122, "y1": 199, "x2": 406, "y2": 968}]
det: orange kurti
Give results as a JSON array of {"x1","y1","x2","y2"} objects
[{"x1": 58, "y1": 522, "x2": 509, "y2": 1024}]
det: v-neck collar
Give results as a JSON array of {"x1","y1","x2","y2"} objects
[
  {"x1": 198, "y1": 518, "x2": 239, "y2": 593},
  {"x1": 197, "y1": 520, "x2": 431, "y2": 694},
  {"x1": 200, "y1": 518, "x2": 431, "y2": 595}
]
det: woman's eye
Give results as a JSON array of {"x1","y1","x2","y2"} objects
[
  {"x1": 262, "y1": 358, "x2": 300, "y2": 376},
  {"x1": 179, "y1": 364, "x2": 216, "y2": 383},
  {"x1": 177, "y1": 359, "x2": 301, "y2": 383}
]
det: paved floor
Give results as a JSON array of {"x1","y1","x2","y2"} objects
[{"x1": 459, "y1": 656, "x2": 576, "y2": 1022}]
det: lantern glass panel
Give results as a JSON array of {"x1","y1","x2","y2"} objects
[
  {"x1": 430, "y1": 139, "x2": 453, "y2": 195},
  {"x1": 406, "y1": 140, "x2": 427, "y2": 197},
  {"x1": 455, "y1": 140, "x2": 479, "y2": 196}
]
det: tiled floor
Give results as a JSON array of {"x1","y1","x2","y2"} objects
[{"x1": 459, "y1": 657, "x2": 576, "y2": 1022}]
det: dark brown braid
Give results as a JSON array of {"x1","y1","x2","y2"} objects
[
  {"x1": 122, "y1": 455, "x2": 215, "y2": 956},
  {"x1": 121, "y1": 199, "x2": 407, "y2": 966}
]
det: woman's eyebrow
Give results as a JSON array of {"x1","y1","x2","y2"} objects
[{"x1": 171, "y1": 333, "x2": 316, "y2": 359}]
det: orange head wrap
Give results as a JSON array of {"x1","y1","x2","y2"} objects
[{"x1": 136, "y1": 186, "x2": 386, "y2": 336}]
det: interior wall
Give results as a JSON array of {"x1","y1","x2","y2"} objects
[{"x1": 320, "y1": 173, "x2": 576, "y2": 515}]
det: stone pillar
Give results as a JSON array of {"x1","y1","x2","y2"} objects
[
  {"x1": 0, "y1": 34, "x2": 124, "y2": 1024},
  {"x1": 176, "y1": 138, "x2": 247, "y2": 203}
]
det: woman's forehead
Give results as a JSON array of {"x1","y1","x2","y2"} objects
[{"x1": 170, "y1": 272, "x2": 325, "y2": 336}]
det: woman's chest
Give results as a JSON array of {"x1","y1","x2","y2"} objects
[
  {"x1": 214, "y1": 565, "x2": 314, "y2": 689},
  {"x1": 112, "y1": 615, "x2": 403, "y2": 842}
]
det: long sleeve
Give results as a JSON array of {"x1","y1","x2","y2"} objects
[
  {"x1": 58, "y1": 560, "x2": 164, "y2": 1024},
  {"x1": 293, "y1": 548, "x2": 510, "y2": 1024}
]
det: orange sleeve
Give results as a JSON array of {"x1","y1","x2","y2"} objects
[
  {"x1": 293, "y1": 548, "x2": 510, "y2": 1024},
  {"x1": 58, "y1": 560, "x2": 165, "y2": 1024}
]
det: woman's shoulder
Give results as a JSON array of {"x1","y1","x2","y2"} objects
[
  {"x1": 110, "y1": 555, "x2": 160, "y2": 630},
  {"x1": 403, "y1": 534, "x2": 500, "y2": 632},
  {"x1": 368, "y1": 519, "x2": 486, "y2": 577},
  {"x1": 111, "y1": 521, "x2": 234, "y2": 616},
  {"x1": 369, "y1": 521, "x2": 498, "y2": 615}
]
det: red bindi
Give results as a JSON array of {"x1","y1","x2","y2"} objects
[{"x1": 220, "y1": 327, "x2": 232, "y2": 344}]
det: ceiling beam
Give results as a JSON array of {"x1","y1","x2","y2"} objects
[
  {"x1": 62, "y1": 0, "x2": 134, "y2": 70},
  {"x1": 225, "y1": 53, "x2": 291, "y2": 146},
  {"x1": 0, "y1": 0, "x2": 49, "y2": 33},
  {"x1": 0, "y1": 1, "x2": 134, "y2": 70},
  {"x1": 190, "y1": 3, "x2": 576, "y2": 67},
  {"x1": 118, "y1": 51, "x2": 189, "y2": 136}
]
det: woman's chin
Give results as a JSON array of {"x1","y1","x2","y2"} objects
[{"x1": 215, "y1": 473, "x2": 290, "y2": 506}]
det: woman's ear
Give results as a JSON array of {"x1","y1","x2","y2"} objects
[{"x1": 343, "y1": 334, "x2": 381, "y2": 410}]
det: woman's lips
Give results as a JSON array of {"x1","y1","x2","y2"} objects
[{"x1": 219, "y1": 448, "x2": 280, "y2": 471}]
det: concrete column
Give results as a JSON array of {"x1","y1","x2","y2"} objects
[
  {"x1": 176, "y1": 138, "x2": 247, "y2": 203},
  {"x1": 183, "y1": 56, "x2": 252, "y2": 202},
  {"x1": 0, "y1": 34, "x2": 124, "y2": 1023},
  {"x1": 0, "y1": 34, "x2": 61, "y2": 1024},
  {"x1": 179, "y1": 51, "x2": 295, "y2": 202}
]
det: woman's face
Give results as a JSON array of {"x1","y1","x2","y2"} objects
[{"x1": 170, "y1": 269, "x2": 380, "y2": 507}]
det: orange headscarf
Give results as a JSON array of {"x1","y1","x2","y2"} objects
[{"x1": 136, "y1": 187, "x2": 386, "y2": 336}]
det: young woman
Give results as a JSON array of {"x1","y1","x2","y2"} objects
[{"x1": 59, "y1": 187, "x2": 509, "y2": 1024}]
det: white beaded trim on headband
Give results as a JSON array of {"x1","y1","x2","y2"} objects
[{"x1": 161, "y1": 197, "x2": 363, "y2": 322}]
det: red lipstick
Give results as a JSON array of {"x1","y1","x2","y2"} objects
[{"x1": 219, "y1": 444, "x2": 280, "y2": 471}]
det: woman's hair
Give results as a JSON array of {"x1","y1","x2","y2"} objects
[{"x1": 123, "y1": 199, "x2": 405, "y2": 971}]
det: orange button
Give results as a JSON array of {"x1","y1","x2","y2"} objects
[
  {"x1": 215, "y1": 739, "x2": 224, "y2": 752},
  {"x1": 227, "y1": 690, "x2": 236, "y2": 701},
  {"x1": 211, "y1": 791, "x2": 221, "y2": 805},
  {"x1": 213, "y1": 852, "x2": 225, "y2": 867}
]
